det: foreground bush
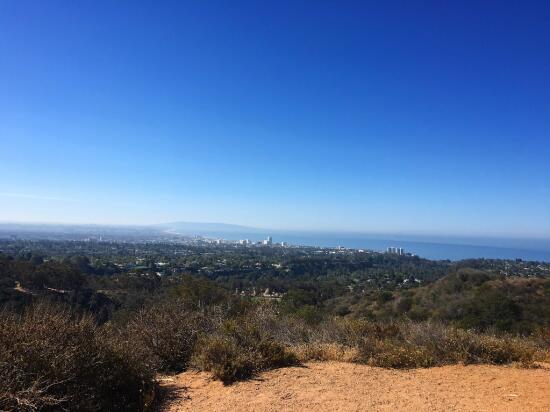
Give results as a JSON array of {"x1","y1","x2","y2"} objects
[
  {"x1": 192, "y1": 310, "x2": 298, "y2": 383},
  {"x1": 116, "y1": 300, "x2": 218, "y2": 373},
  {"x1": 354, "y1": 321, "x2": 536, "y2": 368},
  {"x1": 0, "y1": 303, "x2": 153, "y2": 411}
]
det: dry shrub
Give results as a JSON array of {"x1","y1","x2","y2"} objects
[
  {"x1": 118, "y1": 300, "x2": 218, "y2": 372},
  {"x1": 192, "y1": 336, "x2": 257, "y2": 383},
  {"x1": 238, "y1": 303, "x2": 313, "y2": 346},
  {"x1": 460, "y1": 334, "x2": 535, "y2": 365},
  {"x1": 0, "y1": 302, "x2": 152, "y2": 411},
  {"x1": 533, "y1": 327, "x2": 550, "y2": 348},
  {"x1": 192, "y1": 310, "x2": 298, "y2": 384},
  {"x1": 290, "y1": 343, "x2": 358, "y2": 363},
  {"x1": 228, "y1": 313, "x2": 536, "y2": 370},
  {"x1": 305, "y1": 318, "x2": 368, "y2": 346},
  {"x1": 195, "y1": 312, "x2": 537, "y2": 373},
  {"x1": 402, "y1": 321, "x2": 536, "y2": 365},
  {"x1": 539, "y1": 349, "x2": 550, "y2": 363},
  {"x1": 355, "y1": 320, "x2": 536, "y2": 368},
  {"x1": 358, "y1": 338, "x2": 435, "y2": 368}
]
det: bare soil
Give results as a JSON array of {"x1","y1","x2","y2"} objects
[{"x1": 160, "y1": 361, "x2": 550, "y2": 412}]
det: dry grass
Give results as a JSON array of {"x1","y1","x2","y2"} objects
[
  {"x1": 281, "y1": 317, "x2": 540, "y2": 369},
  {"x1": 290, "y1": 343, "x2": 358, "y2": 363},
  {"x1": 349, "y1": 321, "x2": 538, "y2": 368}
]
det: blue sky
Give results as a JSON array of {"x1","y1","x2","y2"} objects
[{"x1": 1, "y1": 1, "x2": 549, "y2": 237}]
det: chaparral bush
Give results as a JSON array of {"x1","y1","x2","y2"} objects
[{"x1": 0, "y1": 302, "x2": 153, "y2": 412}]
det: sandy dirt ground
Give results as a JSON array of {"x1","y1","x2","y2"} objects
[{"x1": 159, "y1": 361, "x2": 550, "y2": 412}]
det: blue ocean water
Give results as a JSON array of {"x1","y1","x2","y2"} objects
[{"x1": 184, "y1": 230, "x2": 550, "y2": 262}]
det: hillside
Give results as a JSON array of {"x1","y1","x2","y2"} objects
[
  {"x1": 349, "y1": 268, "x2": 550, "y2": 334},
  {"x1": 161, "y1": 361, "x2": 550, "y2": 412},
  {"x1": 1, "y1": 243, "x2": 549, "y2": 411}
]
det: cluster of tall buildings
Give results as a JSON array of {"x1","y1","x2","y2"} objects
[
  {"x1": 387, "y1": 246, "x2": 405, "y2": 255},
  {"x1": 213, "y1": 236, "x2": 288, "y2": 247},
  {"x1": 236, "y1": 236, "x2": 288, "y2": 247}
]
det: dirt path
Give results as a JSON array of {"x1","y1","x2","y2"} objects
[{"x1": 160, "y1": 361, "x2": 550, "y2": 412}]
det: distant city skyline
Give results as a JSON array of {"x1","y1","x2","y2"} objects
[{"x1": 1, "y1": 1, "x2": 549, "y2": 238}]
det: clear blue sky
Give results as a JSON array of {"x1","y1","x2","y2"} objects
[{"x1": 1, "y1": 1, "x2": 549, "y2": 237}]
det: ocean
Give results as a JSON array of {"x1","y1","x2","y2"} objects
[{"x1": 182, "y1": 230, "x2": 550, "y2": 262}]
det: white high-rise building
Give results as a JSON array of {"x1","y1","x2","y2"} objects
[{"x1": 387, "y1": 246, "x2": 405, "y2": 255}]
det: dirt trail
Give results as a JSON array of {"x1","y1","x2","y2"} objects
[{"x1": 160, "y1": 361, "x2": 550, "y2": 412}]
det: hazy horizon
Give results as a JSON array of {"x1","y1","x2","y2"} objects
[
  {"x1": 2, "y1": 219, "x2": 550, "y2": 243},
  {"x1": 1, "y1": 2, "x2": 549, "y2": 237}
]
